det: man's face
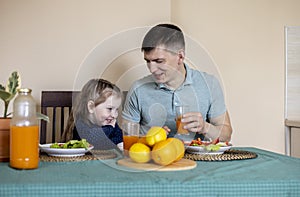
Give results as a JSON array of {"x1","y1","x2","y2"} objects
[{"x1": 144, "y1": 47, "x2": 184, "y2": 88}]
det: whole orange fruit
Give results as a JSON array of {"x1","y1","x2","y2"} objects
[
  {"x1": 146, "y1": 126, "x2": 167, "y2": 146},
  {"x1": 167, "y1": 138, "x2": 185, "y2": 162},
  {"x1": 151, "y1": 139, "x2": 177, "y2": 166},
  {"x1": 129, "y1": 143, "x2": 151, "y2": 163}
]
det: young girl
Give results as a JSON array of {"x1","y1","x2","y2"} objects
[{"x1": 62, "y1": 79, "x2": 123, "y2": 150}]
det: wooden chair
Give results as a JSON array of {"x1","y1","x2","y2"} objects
[{"x1": 40, "y1": 91, "x2": 79, "y2": 144}]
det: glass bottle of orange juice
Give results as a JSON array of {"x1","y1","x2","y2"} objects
[{"x1": 10, "y1": 88, "x2": 39, "y2": 169}]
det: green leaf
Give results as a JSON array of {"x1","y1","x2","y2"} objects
[
  {"x1": 50, "y1": 143, "x2": 61, "y2": 148},
  {"x1": 0, "y1": 90, "x2": 11, "y2": 102},
  {"x1": 205, "y1": 144, "x2": 221, "y2": 152},
  {"x1": 0, "y1": 84, "x2": 5, "y2": 91},
  {"x1": 7, "y1": 71, "x2": 19, "y2": 95},
  {"x1": 1, "y1": 71, "x2": 21, "y2": 118},
  {"x1": 49, "y1": 139, "x2": 90, "y2": 149}
]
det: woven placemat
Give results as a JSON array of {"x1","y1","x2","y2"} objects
[
  {"x1": 184, "y1": 149, "x2": 257, "y2": 161},
  {"x1": 40, "y1": 150, "x2": 117, "y2": 162}
]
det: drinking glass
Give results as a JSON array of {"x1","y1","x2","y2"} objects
[
  {"x1": 121, "y1": 122, "x2": 140, "y2": 156},
  {"x1": 176, "y1": 105, "x2": 190, "y2": 135}
]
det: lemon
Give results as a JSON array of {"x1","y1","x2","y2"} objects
[
  {"x1": 145, "y1": 127, "x2": 167, "y2": 146},
  {"x1": 129, "y1": 143, "x2": 151, "y2": 163}
]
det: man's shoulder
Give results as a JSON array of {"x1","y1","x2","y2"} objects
[
  {"x1": 188, "y1": 66, "x2": 210, "y2": 77},
  {"x1": 189, "y1": 67, "x2": 216, "y2": 82},
  {"x1": 131, "y1": 75, "x2": 156, "y2": 90},
  {"x1": 187, "y1": 67, "x2": 221, "y2": 91}
]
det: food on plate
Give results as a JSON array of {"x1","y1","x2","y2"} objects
[
  {"x1": 215, "y1": 142, "x2": 230, "y2": 147},
  {"x1": 50, "y1": 139, "x2": 90, "y2": 149},
  {"x1": 129, "y1": 143, "x2": 151, "y2": 163},
  {"x1": 145, "y1": 126, "x2": 167, "y2": 146},
  {"x1": 188, "y1": 138, "x2": 231, "y2": 152},
  {"x1": 205, "y1": 144, "x2": 221, "y2": 151}
]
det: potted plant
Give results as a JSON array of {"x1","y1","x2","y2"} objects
[{"x1": 0, "y1": 71, "x2": 20, "y2": 162}]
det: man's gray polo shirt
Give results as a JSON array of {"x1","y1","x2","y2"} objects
[{"x1": 122, "y1": 64, "x2": 226, "y2": 137}]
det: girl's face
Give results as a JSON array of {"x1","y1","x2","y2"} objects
[{"x1": 89, "y1": 94, "x2": 122, "y2": 127}]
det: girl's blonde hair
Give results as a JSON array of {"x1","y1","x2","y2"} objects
[
  {"x1": 74, "y1": 78, "x2": 121, "y2": 125},
  {"x1": 62, "y1": 79, "x2": 121, "y2": 142}
]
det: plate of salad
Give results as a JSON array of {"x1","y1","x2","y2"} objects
[
  {"x1": 39, "y1": 139, "x2": 94, "y2": 157},
  {"x1": 184, "y1": 138, "x2": 232, "y2": 155}
]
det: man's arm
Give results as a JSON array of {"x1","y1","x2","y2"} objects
[{"x1": 203, "y1": 110, "x2": 232, "y2": 142}]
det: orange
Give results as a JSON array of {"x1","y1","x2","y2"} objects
[
  {"x1": 129, "y1": 143, "x2": 151, "y2": 163},
  {"x1": 167, "y1": 138, "x2": 185, "y2": 162},
  {"x1": 151, "y1": 139, "x2": 177, "y2": 166},
  {"x1": 145, "y1": 127, "x2": 167, "y2": 146}
]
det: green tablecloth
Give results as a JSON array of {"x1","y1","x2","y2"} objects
[{"x1": 1, "y1": 147, "x2": 300, "y2": 196}]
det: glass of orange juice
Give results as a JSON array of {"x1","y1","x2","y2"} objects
[
  {"x1": 121, "y1": 122, "x2": 140, "y2": 156},
  {"x1": 176, "y1": 105, "x2": 190, "y2": 135}
]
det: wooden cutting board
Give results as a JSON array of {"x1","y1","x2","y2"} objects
[{"x1": 117, "y1": 158, "x2": 197, "y2": 171}]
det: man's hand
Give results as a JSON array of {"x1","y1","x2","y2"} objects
[
  {"x1": 181, "y1": 111, "x2": 232, "y2": 142},
  {"x1": 162, "y1": 126, "x2": 171, "y2": 134},
  {"x1": 181, "y1": 112, "x2": 204, "y2": 133}
]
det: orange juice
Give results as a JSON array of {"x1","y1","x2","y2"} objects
[
  {"x1": 176, "y1": 117, "x2": 189, "y2": 135},
  {"x1": 10, "y1": 125, "x2": 39, "y2": 169},
  {"x1": 137, "y1": 136, "x2": 147, "y2": 145},
  {"x1": 123, "y1": 135, "x2": 139, "y2": 156}
]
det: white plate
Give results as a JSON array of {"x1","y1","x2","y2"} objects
[
  {"x1": 117, "y1": 142, "x2": 123, "y2": 151},
  {"x1": 185, "y1": 143, "x2": 232, "y2": 155},
  {"x1": 39, "y1": 143, "x2": 94, "y2": 157}
]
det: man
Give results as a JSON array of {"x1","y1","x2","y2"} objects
[{"x1": 122, "y1": 24, "x2": 232, "y2": 142}]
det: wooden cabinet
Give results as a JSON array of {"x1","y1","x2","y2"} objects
[
  {"x1": 291, "y1": 127, "x2": 300, "y2": 158},
  {"x1": 285, "y1": 119, "x2": 300, "y2": 158},
  {"x1": 285, "y1": 27, "x2": 300, "y2": 157}
]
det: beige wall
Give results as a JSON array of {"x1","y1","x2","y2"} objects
[
  {"x1": 0, "y1": 0, "x2": 171, "y2": 97},
  {"x1": 1, "y1": 0, "x2": 300, "y2": 154},
  {"x1": 172, "y1": 0, "x2": 300, "y2": 153}
]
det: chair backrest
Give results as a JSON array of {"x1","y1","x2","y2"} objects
[{"x1": 40, "y1": 91, "x2": 79, "y2": 144}]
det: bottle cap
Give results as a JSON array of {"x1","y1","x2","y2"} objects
[{"x1": 18, "y1": 88, "x2": 32, "y2": 93}]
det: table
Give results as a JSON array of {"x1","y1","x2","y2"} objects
[{"x1": 1, "y1": 147, "x2": 300, "y2": 197}]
